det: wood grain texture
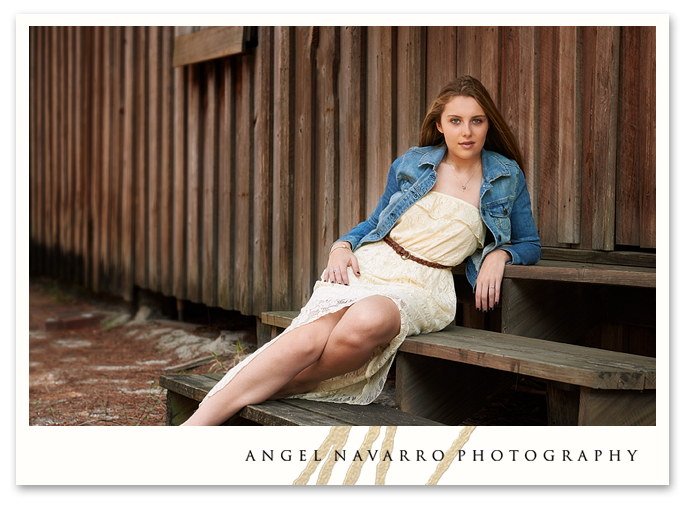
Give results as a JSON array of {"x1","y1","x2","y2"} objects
[
  {"x1": 457, "y1": 26, "x2": 499, "y2": 101},
  {"x1": 160, "y1": 26, "x2": 174, "y2": 296},
  {"x1": 271, "y1": 26, "x2": 294, "y2": 311},
  {"x1": 216, "y1": 58, "x2": 233, "y2": 309},
  {"x1": 638, "y1": 27, "x2": 656, "y2": 249},
  {"x1": 147, "y1": 26, "x2": 161, "y2": 293},
  {"x1": 293, "y1": 26, "x2": 317, "y2": 309},
  {"x1": 173, "y1": 26, "x2": 247, "y2": 67},
  {"x1": 134, "y1": 26, "x2": 148, "y2": 290},
  {"x1": 396, "y1": 26, "x2": 424, "y2": 154},
  {"x1": 186, "y1": 62, "x2": 201, "y2": 302},
  {"x1": 234, "y1": 53, "x2": 253, "y2": 315},
  {"x1": 337, "y1": 26, "x2": 365, "y2": 238},
  {"x1": 503, "y1": 260, "x2": 655, "y2": 287},
  {"x1": 578, "y1": 387, "x2": 655, "y2": 426},
  {"x1": 536, "y1": 26, "x2": 560, "y2": 247},
  {"x1": 557, "y1": 26, "x2": 582, "y2": 244},
  {"x1": 202, "y1": 60, "x2": 219, "y2": 307},
  {"x1": 261, "y1": 310, "x2": 299, "y2": 328},
  {"x1": 616, "y1": 26, "x2": 643, "y2": 247},
  {"x1": 314, "y1": 26, "x2": 339, "y2": 285},
  {"x1": 161, "y1": 373, "x2": 440, "y2": 426},
  {"x1": 172, "y1": 26, "x2": 188, "y2": 300},
  {"x1": 252, "y1": 27, "x2": 273, "y2": 316},
  {"x1": 365, "y1": 26, "x2": 395, "y2": 220},
  {"x1": 399, "y1": 325, "x2": 655, "y2": 390}
]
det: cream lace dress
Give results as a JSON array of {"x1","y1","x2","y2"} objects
[{"x1": 201, "y1": 191, "x2": 486, "y2": 406}]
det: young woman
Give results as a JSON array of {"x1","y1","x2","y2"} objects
[{"x1": 182, "y1": 75, "x2": 541, "y2": 426}]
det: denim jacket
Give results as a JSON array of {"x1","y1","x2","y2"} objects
[{"x1": 337, "y1": 144, "x2": 541, "y2": 289}]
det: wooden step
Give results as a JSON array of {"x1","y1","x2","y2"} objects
[{"x1": 160, "y1": 373, "x2": 445, "y2": 426}]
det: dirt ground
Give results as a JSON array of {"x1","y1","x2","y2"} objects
[
  {"x1": 28, "y1": 278, "x2": 258, "y2": 426},
  {"x1": 28, "y1": 277, "x2": 548, "y2": 426}
]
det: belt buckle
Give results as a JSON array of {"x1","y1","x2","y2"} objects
[{"x1": 401, "y1": 251, "x2": 411, "y2": 261}]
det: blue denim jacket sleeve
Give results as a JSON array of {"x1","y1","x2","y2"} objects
[
  {"x1": 496, "y1": 168, "x2": 541, "y2": 266},
  {"x1": 335, "y1": 156, "x2": 403, "y2": 249}
]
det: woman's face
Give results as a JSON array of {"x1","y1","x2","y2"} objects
[{"x1": 436, "y1": 95, "x2": 489, "y2": 165}]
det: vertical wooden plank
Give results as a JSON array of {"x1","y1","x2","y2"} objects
[
  {"x1": 314, "y1": 26, "x2": 338, "y2": 280},
  {"x1": 90, "y1": 26, "x2": 103, "y2": 290},
  {"x1": 29, "y1": 27, "x2": 37, "y2": 267},
  {"x1": 396, "y1": 26, "x2": 424, "y2": 154},
  {"x1": 148, "y1": 26, "x2": 161, "y2": 293},
  {"x1": 109, "y1": 26, "x2": 124, "y2": 294},
  {"x1": 202, "y1": 60, "x2": 218, "y2": 307},
  {"x1": 424, "y1": 26, "x2": 456, "y2": 109},
  {"x1": 337, "y1": 26, "x2": 365, "y2": 239},
  {"x1": 536, "y1": 27, "x2": 560, "y2": 247},
  {"x1": 160, "y1": 26, "x2": 174, "y2": 296},
  {"x1": 76, "y1": 27, "x2": 89, "y2": 285},
  {"x1": 134, "y1": 26, "x2": 148, "y2": 289},
  {"x1": 591, "y1": 26, "x2": 619, "y2": 251},
  {"x1": 100, "y1": 27, "x2": 113, "y2": 290},
  {"x1": 45, "y1": 26, "x2": 53, "y2": 275},
  {"x1": 186, "y1": 62, "x2": 202, "y2": 302},
  {"x1": 217, "y1": 57, "x2": 234, "y2": 309},
  {"x1": 235, "y1": 53, "x2": 254, "y2": 314},
  {"x1": 293, "y1": 26, "x2": 316, "y2": 307},
  {"x1": 172, "y1": 26, "x2": 190, "y2": 301},
  {"x1": 499, "y1": 27, "x2": 537, "y2": 203},
  {"x1": 365, "y1": 26, "x2": 395, "y2": 216},
  {"x1": 121, "y1": 26, "x2": 135, "y2": 301},
  {"x1": 253, "y1": 27, "x2": 274, "y2": 315},
  {"x1": 579, "y1": 26, "x2": 597, "y2": 250},
  {"x1": 616, "y1": 26, "x2": 641, "y2": 247},
  {"x1": 272, "y1": 26, "x2": 293, "y2": 311},
  {"x1": 57, "y1": 26, "x2": 67, "y2": 277},
  {"x1": 638, "y1": 27, "x2": 656, "y2": 249},
  {"x1": 557, "y1": 26, "x2": 582, "y2": 245},
  {"x1": 64, "y1": 27, "x2": 76, "y2": 280},
  {"x1": 457, "y1": 26, "x2": 499, "y2": 101},
  {"x1": 33, "y1": 27, "x2": 44, "y2": 272},
  {"x1": 49, "y1": 26, "x2": 58, "y2": 277}
]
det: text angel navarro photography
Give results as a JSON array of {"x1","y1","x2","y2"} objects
[{"x1": 244, "y1": 448, "x2": 640, "y2": 463}]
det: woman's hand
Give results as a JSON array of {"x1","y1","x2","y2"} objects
[
  {"x1": 323, "y1": 242, "x2": 361, "y2": 285},
  {"x1": 475, "y1": 249, "x2": 510, "y2": 312}
]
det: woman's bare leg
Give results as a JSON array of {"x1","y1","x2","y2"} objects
[
  {"x1": 182, "y1": 307, "x2": 347, "y2": 426},
  {"x1": 270, "y1": 295, "x2": 401, "y2": 398}
]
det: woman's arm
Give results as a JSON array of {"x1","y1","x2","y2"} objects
[
  {"x1": 476, "y1": 169, "x2": 541, "y2": 311},
  {"x1": 496, "y1": 168, "x2": 542, "y2": 266}
]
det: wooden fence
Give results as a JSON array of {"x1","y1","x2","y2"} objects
[{"x1": 29, "y1": 25, "x2": 656, "y2": 318}]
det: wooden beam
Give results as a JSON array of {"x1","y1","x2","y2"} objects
[
  {"x1": 503, "y1": 261, "x2": 655, "y2": 288},
  {"x1": 172, "y1": 26, "x2": 247, "y2": 67}
]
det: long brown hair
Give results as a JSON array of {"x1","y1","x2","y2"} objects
[{"x1": 419, "y1": 76, "x2": 524, "y2": 170}]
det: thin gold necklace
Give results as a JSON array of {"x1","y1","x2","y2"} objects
[{"x1": 445, "y1": 158, "x2": 481, "y2": 191}]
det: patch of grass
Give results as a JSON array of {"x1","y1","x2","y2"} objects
[
  {"x1": 102, "y1": 319, "x2": 122, "y2": 330},
  {"x1": 45, "y1": 281, "x2": 76, "y2": 303}
]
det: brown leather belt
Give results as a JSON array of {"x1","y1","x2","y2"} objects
[{"x1": 384, "y1": 236, "x2": 452, "y2": 270}]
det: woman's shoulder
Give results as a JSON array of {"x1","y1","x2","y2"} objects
[
  {"x1": 398, "y1": 144, "x2": 446, "y2": 165},
  {"x1": 482, "y1": 149, "x2": 524, "y2": 179},
  {"x1": 483, "y1": 149, "x2": 519, "y2": 169}
]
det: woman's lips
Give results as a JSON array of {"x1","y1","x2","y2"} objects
[{"x1": 460, "y1": 141, "x2": 475, "y2": 148}]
